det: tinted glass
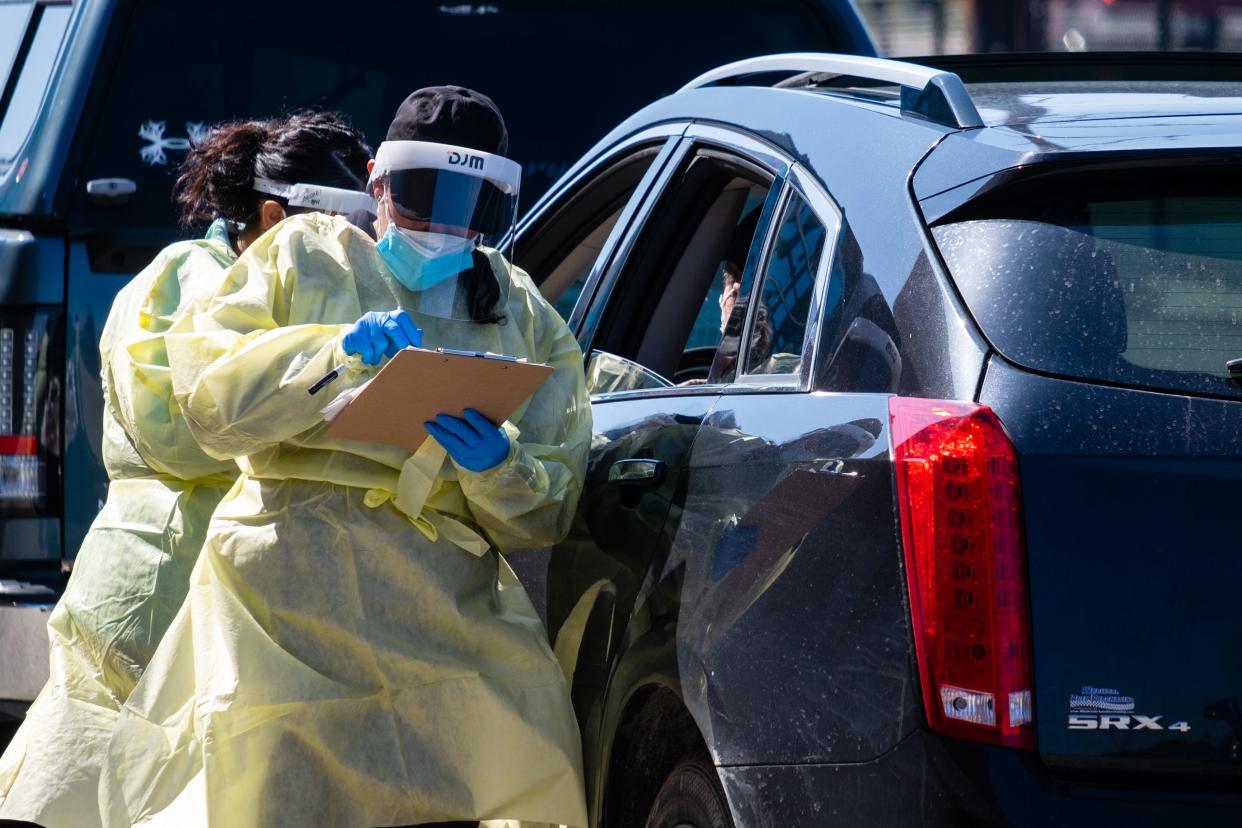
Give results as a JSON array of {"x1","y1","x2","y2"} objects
[
  {"x1": 933, "y1": 164, "x2": 1242, "y2": 400},
  {"x1": 0, "y1": 4, "x2": 70, "y2": 162},
  {"x1": 75, "y1": 0, "x2": 843, "y2": 231},
  {"x1": 744, "y1": 190, "x2": 825, "y2": 375},
  {"x1": 0, "y1": 3, "x2": 34, "y2": 99}
]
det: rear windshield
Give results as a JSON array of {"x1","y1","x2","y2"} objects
[
  {"x1": 73, "y1": 0, "x2": 850, "y2": 231},
  {"x1": 932, "y1": 163, "x2": 1242, "y2": 400}
]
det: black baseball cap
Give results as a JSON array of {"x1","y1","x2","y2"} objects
[{"x1": 385, "y1": 86, "x2": 508, "y2": 156}]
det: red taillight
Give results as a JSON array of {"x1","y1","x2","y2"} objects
[{"x1": 890, "y1": 398, "x2": 1035, "y2": 750}]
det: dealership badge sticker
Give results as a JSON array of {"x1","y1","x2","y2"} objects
[{"x1": 1067, "y1": 685, "x2": 1190, "y2": 733}]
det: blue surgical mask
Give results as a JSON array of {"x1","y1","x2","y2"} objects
[{"x1": 376, "y1": 221, "x2": 476, "y2": 292}]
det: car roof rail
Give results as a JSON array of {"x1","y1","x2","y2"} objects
[
  {"x1": 678, "y1": 52, "x2": 984, "y2": 130},
  {"x1": 908, "y1": 51, "x2": 1242, "y2": 83}
]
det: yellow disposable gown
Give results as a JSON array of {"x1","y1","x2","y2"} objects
[
  {"x1": 100, "y1": 213, "x2": 592, "y2": 828},
  {"x1": 0, "y1": 235, "x2": 238, "y2": 828}
]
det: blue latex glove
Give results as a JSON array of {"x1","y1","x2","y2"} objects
[
  {"x1": 342, "y1": 310, "x2": 423, "y2": 365},
  {"x1": 425, "y1": 408, "x2": 510, "y2": 473}
]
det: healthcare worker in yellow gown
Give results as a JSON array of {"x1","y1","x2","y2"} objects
[
  {"x1": 101, "y1": 87, "x2": 591, "y2": 828},
  {"x1": 0, "y1": 111, "x2": 374, "y2": 828}
]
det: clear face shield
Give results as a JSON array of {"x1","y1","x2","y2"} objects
[
  {"x1": 253, "y1": 177, "x2": 377, "y2": 217},
  {"x1": 370, "y1": 140, "x2": 520, "y2": 321}
]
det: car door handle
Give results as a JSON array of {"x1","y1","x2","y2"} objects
[{"x1": 609, "y1": 458, "x2": 666, "y2": 486}]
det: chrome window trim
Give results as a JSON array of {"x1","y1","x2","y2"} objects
[
  {"x1": 791, "y1": 162, "x2": 845, "y2": 390},
  {"x1": 735, "y1": 163, "x2": 843, "y2": 392},
  {"x1": 589, "y1": 383, "x2": 722, "y2": 405},
  {"x1": 735, "y1": 181, "x2": 793, "y2": 382}
]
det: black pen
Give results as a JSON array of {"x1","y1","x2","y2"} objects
[{"x1": 308, "y1": 365, "x2": 344, "y2": 396}]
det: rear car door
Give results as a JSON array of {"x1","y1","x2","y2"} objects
[{"x1": 667, "y1": 133, "x2": 916, "y2": 771}]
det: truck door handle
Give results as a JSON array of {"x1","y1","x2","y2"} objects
[
  {"x1": 86, "y1": 178, "x2": 137, "y2": 206},
  {"x1": 609, "y1": 458, "x2": 666, "y2": 486}
]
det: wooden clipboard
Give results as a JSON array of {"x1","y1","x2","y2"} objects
[{"x1": 324, "y1": 347, "x2": 554, "y2": 450}]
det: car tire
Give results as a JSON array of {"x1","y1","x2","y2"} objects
[{"x1": 644, "y1": 756, "x2": 734, "y2": 828}]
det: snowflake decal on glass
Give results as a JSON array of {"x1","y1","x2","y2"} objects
[
  {"x1": 186, "y1": 121, "x2": 212, "y2": 148},
  {"x1": 138, "y1": 121, "x2": 199, "y2": 166}
]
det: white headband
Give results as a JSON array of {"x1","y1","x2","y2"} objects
[
  {"x1": 253, "y1": 178, "x2": 376, "y2": 215},
  {"x1": 368, "y1": 140, "x2": 521, "y2": 195}
]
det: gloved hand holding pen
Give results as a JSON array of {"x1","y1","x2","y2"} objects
[{"x1": 342, "y1": 309, "x2": 423, "y2": 365}]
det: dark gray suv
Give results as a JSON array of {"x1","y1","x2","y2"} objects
[{"x1": 509, "y1": 51, "x2": 1242, "y2": 826}]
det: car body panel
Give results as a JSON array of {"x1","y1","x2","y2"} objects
[
  {"x1": 676, "y1": 390, "x2": 914, "y2": 766},
  {"x1": 0, "y1": 231, "x2": 62, "y2": 304},
  {"x1": 535, "y1": 83, "x2": 997, "y2": 824},
  {"x1": 968, "y1": 81, "x2": 1242, "y2": 126},
  {"x1": 979, "y1": 356, "x2": 1242, "y2": 779}
]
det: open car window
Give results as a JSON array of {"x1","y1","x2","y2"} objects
[
  {"x1": 518, "y1": 142, "x2": 666, "y2": 323},
  {"x1": 584, "y1": 147, "x2": 777, "y2": 396}
]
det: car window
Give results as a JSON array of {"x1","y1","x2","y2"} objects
[
  {"x1": 584, "y1": 148, "x2": 775, "y2": 394},
  {"x1": 743, "y1": 190, "x2": 827, "y2": 377},
  {"x1": 0, "y1": 3, "x2": 71, "y2": 163},
  {"x1": 518, "y1": 146, "x2": 663, "y2": 322},
  {"x1": 70, "y1": 0, "x2": 847, "y2": 232},
  {"x1": 0, "y1": 3, "x2": 35, "y2": 98},
  {"x1": 932, "y1": 162, "x2": 1242, "y2": 401}
]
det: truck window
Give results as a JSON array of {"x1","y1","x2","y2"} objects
[
  {"x1": 0, "y1": 4, "x2": 36, "y2": 96},
  {"x1": 0, "y1": 3, "x2": 72, "y2": 163}
]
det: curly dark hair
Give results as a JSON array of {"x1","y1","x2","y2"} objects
[{"x1": 175, "y1": 110, "x2": 372, "y2": 228}]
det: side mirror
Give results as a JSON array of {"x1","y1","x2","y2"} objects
[{"x1": 585, "y1": 350, "x2": 673, "y2": 395}]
